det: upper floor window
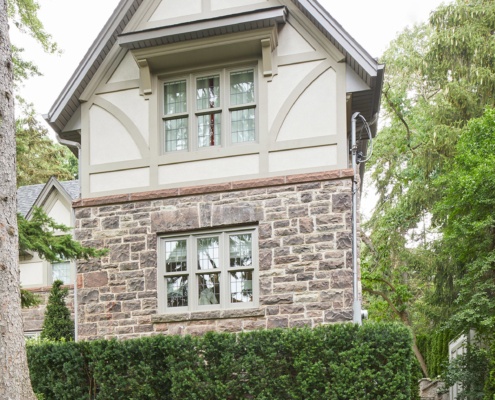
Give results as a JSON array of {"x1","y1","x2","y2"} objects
[{"x1": 162, "y1": 68, "x2": 256, "y2": 154}]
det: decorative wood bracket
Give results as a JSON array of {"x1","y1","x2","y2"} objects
[
  {"x1": 137, "y1": 59, "x2": 152, "y2": 96},
  {"x1": 261, "y1": 38, "x2": 273, "y2": 77}
]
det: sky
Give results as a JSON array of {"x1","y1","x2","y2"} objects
[{"x1": 13, "y1": 0, "x2": 449, "y2": 132}]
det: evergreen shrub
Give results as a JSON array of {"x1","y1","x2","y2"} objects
[
  {"x1": 27, "y1": 322, "x2": 412, "y2": 400},
  {"x1": 40, "y1": 279, "x2": 74, "y2": 341}
]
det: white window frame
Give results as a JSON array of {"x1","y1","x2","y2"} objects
[
  {"x1": 158, "y1": 226, "x2": 259, "y2": 313},
  {"x1": 160, "y1": 65, "x2": 258, "y2": 155}
]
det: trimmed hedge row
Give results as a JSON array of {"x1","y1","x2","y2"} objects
[{"x1": 28, "y1": 323, "x2": 412, "y2": 400}]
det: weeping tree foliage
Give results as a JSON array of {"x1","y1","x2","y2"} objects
[
  {"x1": 16, "y1": 101, "x2": 77, "y2": 186},
  {"x1": 362, "y1": 0, "x2": 495, "y2": 378},
  {"x1": 9, "y1": 0, "x2": 77, "y2": 187}
]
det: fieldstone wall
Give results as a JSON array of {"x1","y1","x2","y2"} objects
[
  {"x1": 74, "y1": 171, "x2": 357, "y2": 340},
  {"x1": 22, "y1": 286, "x2": 74, "y2": 334}
]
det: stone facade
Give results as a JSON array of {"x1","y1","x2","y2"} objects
[{"x1": 74, "y1": 170, "x2": 356, "y2": 340}]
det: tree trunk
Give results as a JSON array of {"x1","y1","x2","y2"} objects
[{"x1": 0, "y1": 1, "x2": 37, "y2": 398}]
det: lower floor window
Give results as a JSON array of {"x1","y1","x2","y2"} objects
[{"x1": 159, "y1": 227, "x2": 258, "y2": 312}]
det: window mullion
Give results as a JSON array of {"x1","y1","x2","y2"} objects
[
  {"x1": 190, "y1": 235, "x2": 197, "y2": 311},
  {"x1": 220, "y1": 232, "x2": 229, "y2": 308}
]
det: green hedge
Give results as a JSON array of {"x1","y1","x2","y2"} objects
[{"x1": 27, "y1": 323, "x2": 412, "y2": 400}]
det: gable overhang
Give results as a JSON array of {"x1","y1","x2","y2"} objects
[
  {"x1": 25, "y1": 177, "x2": 74, "y2": 220},
  {"x1": 118, "y1": 7, "x2": 287, "y2": 50},
  {"x1": 45, "y1": 0, "x2": 383, "y2": 141}
]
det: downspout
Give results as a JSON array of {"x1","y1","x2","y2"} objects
[
  {"x1": 351, "y1": 112, "x2": 362, "y2": 325},
  {"x1": 56, "y1": 134, "x2": 81, "y2": 341}
]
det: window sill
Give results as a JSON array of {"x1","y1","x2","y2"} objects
[{"x1": 152, "y1": 307, "x2": 265, "y2": 323}]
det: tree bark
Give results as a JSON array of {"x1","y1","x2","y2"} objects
[{"x1": 0, "y1": 1, "x2": 36, "y2": 398}]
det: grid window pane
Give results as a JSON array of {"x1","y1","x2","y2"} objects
[
  {"x1": 167, "y1": 276, "x2": 188, "y2": 307},
  {"x1": 198, "y1": 273, "x2": 220, "y2": 305},
  {"x1": 230, "y1": 70, "x2": 254, "y2": 105},
  {"x1": 198, "y1": 113, "x2": 221, "y2": 147},
  {"x1": 231, "y1": 108, "x2": 255, "y2": 143},
  {"x1": 52, "y1": 262, "x2": 71, "y2": 284},
  {"x1": 165, "y1": 240, "x2": 187, "y2": 273},
  {"x1": 164, "y1": 80, "x2": 187, "y2": 115},
  {"x1": 196, "y1": 75, "x2": 220, "y2": 110},
  {"x1": 229, "y1": 234, "x2": 252, "y2": 268},
  {"x1": 197, "y1": 237, "x2": 219, "y2": 270},
  {"x1": 165, "y1": 117, "x2": 188, "y2": 152},
  {"x1": 230, "y1": 271, "x2": 253, "y2": 303}
]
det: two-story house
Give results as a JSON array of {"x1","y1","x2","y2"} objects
[
  {"x1": 45, "y1": 0, "x2": 383, "y2": 340},
  {"x1": 18, "y1": 177, "x2": 78, "y2": 336}
]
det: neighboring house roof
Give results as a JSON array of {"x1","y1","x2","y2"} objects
[
  {"x1": 17, "y1": 178, "x2": 80, "y2": 217},
  {"x1": 45, "y1": 0, "x2": 384, "y2": 139}
]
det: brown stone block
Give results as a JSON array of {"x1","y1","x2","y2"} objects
[
  {"x1": 305, "y1": 233, "x2": 334, "y2": 244},
  {"x1": 319, "y1": 259, "x2": 345, "y2": 270},
  {"x1": 316, "y1": 214, "x2": 343, "y2": 225},
  {"x1": 294, "y1": 293, "x2": 319, "y2": 303},
  {"x1": 267, "y1": 316, "x2": 288, "y2": 329},
  {"x1": 134, "y1": 324, "x2": 153, "y2": 333},
  {"x1": 116, "y1": 293, "x2": 137, "y2": 301},
  {"x1": 217, "y1": 319, "x2": 243, "y2": 333},
  {"x1": 232, "y1": 177, "x2": 285, "y2": 190},
  {"x1": 320, "y1": 290, "x2": 343, "y2": 303},
  {"x1": 151, "y1": 207, "x2": 200, "y2": 233},
  {"x1": 272, "y1": 282, "x2": 307, "y2": 294},
  {"x1": 153, "y1": 323, "x2": 168, "y2": 332},
  {"x1": 78, "y1": 323, "x2": 97, "y2": 337},
  {"x1": 266, "y1": 306, "x2": 279, "y2": 315},
  {"x1": 221, "y1": 308, "x2": 265, "y2": 319},
  {"x1": 137, "y1": 291, "x2": 157, "y2": 299},
  {"x1": 306, "y1": 310, "x2": 323, "y2": 318},
  {"x1": 242, "y1": 319, "x2": 266, "y2": 331},
  {"x1": 274, "y1": 255, "x2": 300, "y2": 265},
  {"x1": 259, "y1": 251, "x2": 272, "y2": 271},
  {"x1": 296, "y1": 273, "x2": 314, "y2": 281},
  {"x1": 273, "y1": 275, "x2": 295, "y2": 283},
  {"x1": 84, "y1": 271, "x2": 108, "y2": 288},
  {"x1": 130, "y1": 189, "x2": 179, "y2": 202},
  {"x1": 332, "y1": 193, "x2": 351, "y2": 213},
  {"x1": 286, "y1": 171, "x2": 337, "y2": 184},
  {"x1": 142, "y1": 298, "x2": 157, "y2": 310},
  {"x1": 330, "y1": 269, "x2": 353, "y2": 289},
  {"x1": 281, "y1": 236, "x2": 303, "y2": 246},
  {"x1": 309, "y1": 280, "x2": 330, "y2": 291},
  {"x1": 181, "y1": 182, "x2": 232, "y2": 196},
  {"x1": 289, "y1": 319, "x2": 312, "y2": 328},
  {"x1": 258, "y1": 223, "x2": 272, "y2": 240},
  {"x1": 122, "y1": 300, "x2": 141, "y2": 312},
  {"x1": 279, "y1": 304, "x2": 305, "y2": 314},
  {"x1": 109, "y1": 243, "x2": 130, "y2": 263},
  {"x1": 324, "y1": 310, "x2": 352, "y2": 323},
  {"x1": 302, "y1": 254, "x2": 322, "y2": 262},
  {"x1": 259, "y1": 239, "x2": 281, "y2": 249},
  {"x1": 336, "y1": 232, "x2": 352, "y2": 250},
  {"x1": 211, "y1": 204, "x2": 263, "y2": 226},
  {"x1": 260, "y1": 294, "x2": 293, "y2": 305},
  {"x1": 81, "y1": 194, "x2": 130, "y2": 208},
  {"x1": 288, "y1": 205, "x2": 308, "y2": 218}
]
